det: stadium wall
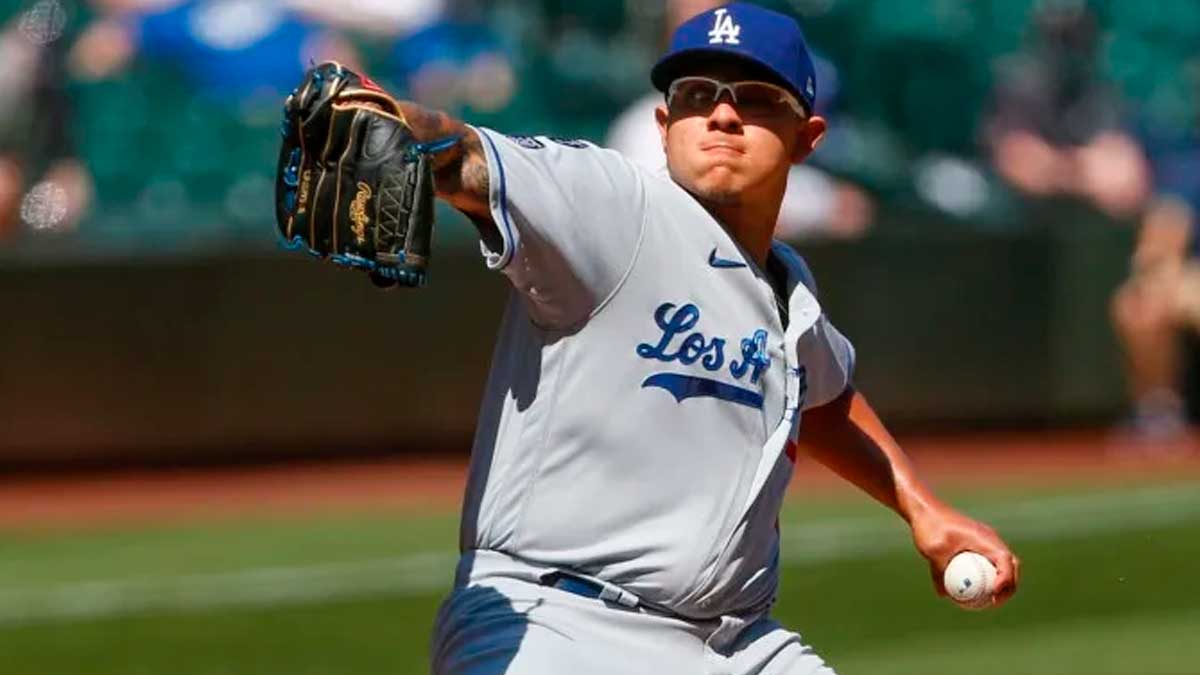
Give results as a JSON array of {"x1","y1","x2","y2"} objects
[{"x1": 0, "y1": 214, "x2": 1134, "y2": 465}]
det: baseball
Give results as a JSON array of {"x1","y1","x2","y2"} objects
[{"x1": 943, "y1": 552, "x2": 997, "y2": 609}]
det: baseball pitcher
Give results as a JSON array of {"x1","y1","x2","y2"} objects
[{"x1": 274, "y1": 3, "x2": 1019, "y2": 673}]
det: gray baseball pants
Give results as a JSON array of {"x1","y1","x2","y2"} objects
[{"x1": 431, "y1": 552, "x2": 837, "y2": 675}]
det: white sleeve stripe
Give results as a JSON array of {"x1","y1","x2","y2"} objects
[{"x1": 474, "y1": 127, "x2": 518, "y2": 270}]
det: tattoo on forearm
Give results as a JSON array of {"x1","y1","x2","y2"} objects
[
  {"x1": 458, "y1": 133, "x2": 491, "y2": 203},
  {"x1": 397, "y1": 102, "x2": 490, "y2": 213},
  {"x1": 394, "y1": 101, "x2": 498, "y2": 248}
]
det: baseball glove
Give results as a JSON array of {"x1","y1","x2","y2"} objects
[{"x1": 275, "y1": 62, "x2": 458, "y2": 288}]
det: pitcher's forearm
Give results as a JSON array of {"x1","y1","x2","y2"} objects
[
  {"x1": 395, "y1": 102, "x2": 495, "y2": 232},
  {"x1": 800, "y1": 388, "x2": 944, "y2": 524}
]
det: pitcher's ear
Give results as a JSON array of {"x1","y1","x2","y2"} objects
[
  {"x1": 656, "y1": 105, "x2": 670, "y2": 150},
  {"x1": 793, "y1": 115, "x2": 827, "y2": 164}
]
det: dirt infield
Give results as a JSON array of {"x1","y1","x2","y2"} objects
[{"x1": 1, "y1": 431, "x2": 1198, "y2": 530}]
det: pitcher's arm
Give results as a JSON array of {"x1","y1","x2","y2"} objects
[
  {"x1": 395, "y1": 102, "x2": 500, "y2": 252},
  {"x1": 800, "y1": 387, "x2": 1020, "y2": 605}
]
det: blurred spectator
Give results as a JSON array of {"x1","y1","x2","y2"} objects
[
  {"x1": 387, "y1": 0, "x2": 515, "y2": 117},
  {"x1": 605, "y1": 0, "x2": 873, "y2": 241},
  {"x1": 64, "y1": 0, "x2": 373, "y2": 239},
  {"x1": 0, "y1": 4, "x2": 93, "y2": 240},
  {"x1": 70, "y1": 0, "x2": 362, "y2": 95},
  {"x1": 984, "y1": 2, "x2": 1149, "y2": 219},
  {"x1": 1109, "y1": 127, "x2": 1200, "y2": 444},
  {"x1": 285, "y1": 0, "x2": 444, "y2": 39}
]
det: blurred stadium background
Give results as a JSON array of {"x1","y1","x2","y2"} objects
[{"x1": 1, "y1": 0, "x2": 1198, "y2": 673}]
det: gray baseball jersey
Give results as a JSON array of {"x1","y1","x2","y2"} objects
[{"x1": 457, "y1": 127, "x2": 855, "y2": 620}]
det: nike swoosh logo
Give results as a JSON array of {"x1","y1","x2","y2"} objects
[{"x1": 708, "y1": 248, "x2": 747, "y2": 269}]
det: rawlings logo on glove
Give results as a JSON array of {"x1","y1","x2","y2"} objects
[{"x1": 350, "y1": 182, "x2": 372, "y2": 244}]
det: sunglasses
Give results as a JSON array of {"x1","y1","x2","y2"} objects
[{"x1": 667, "y1": 76, "x2": 809, "y2": 120}]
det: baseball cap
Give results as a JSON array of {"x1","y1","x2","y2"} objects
[{"x1": 651, "y1": 2, "x2": 817, "y2": 113}]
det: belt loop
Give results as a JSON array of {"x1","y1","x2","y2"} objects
[
  {"x1": 541, "y1": 570, "x2": 642, "y2": 610},
  {"x1": 596, "y1": 582, "x2": 640, "y2": 609}
]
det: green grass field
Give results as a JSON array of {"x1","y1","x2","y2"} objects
[{"x1": 2, "y1": 478, "x2": 1198, "y2": 675}]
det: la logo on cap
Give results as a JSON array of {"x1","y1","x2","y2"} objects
[{"x1": 708, "y1": 8, "x2": 741, "y2": 45}]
